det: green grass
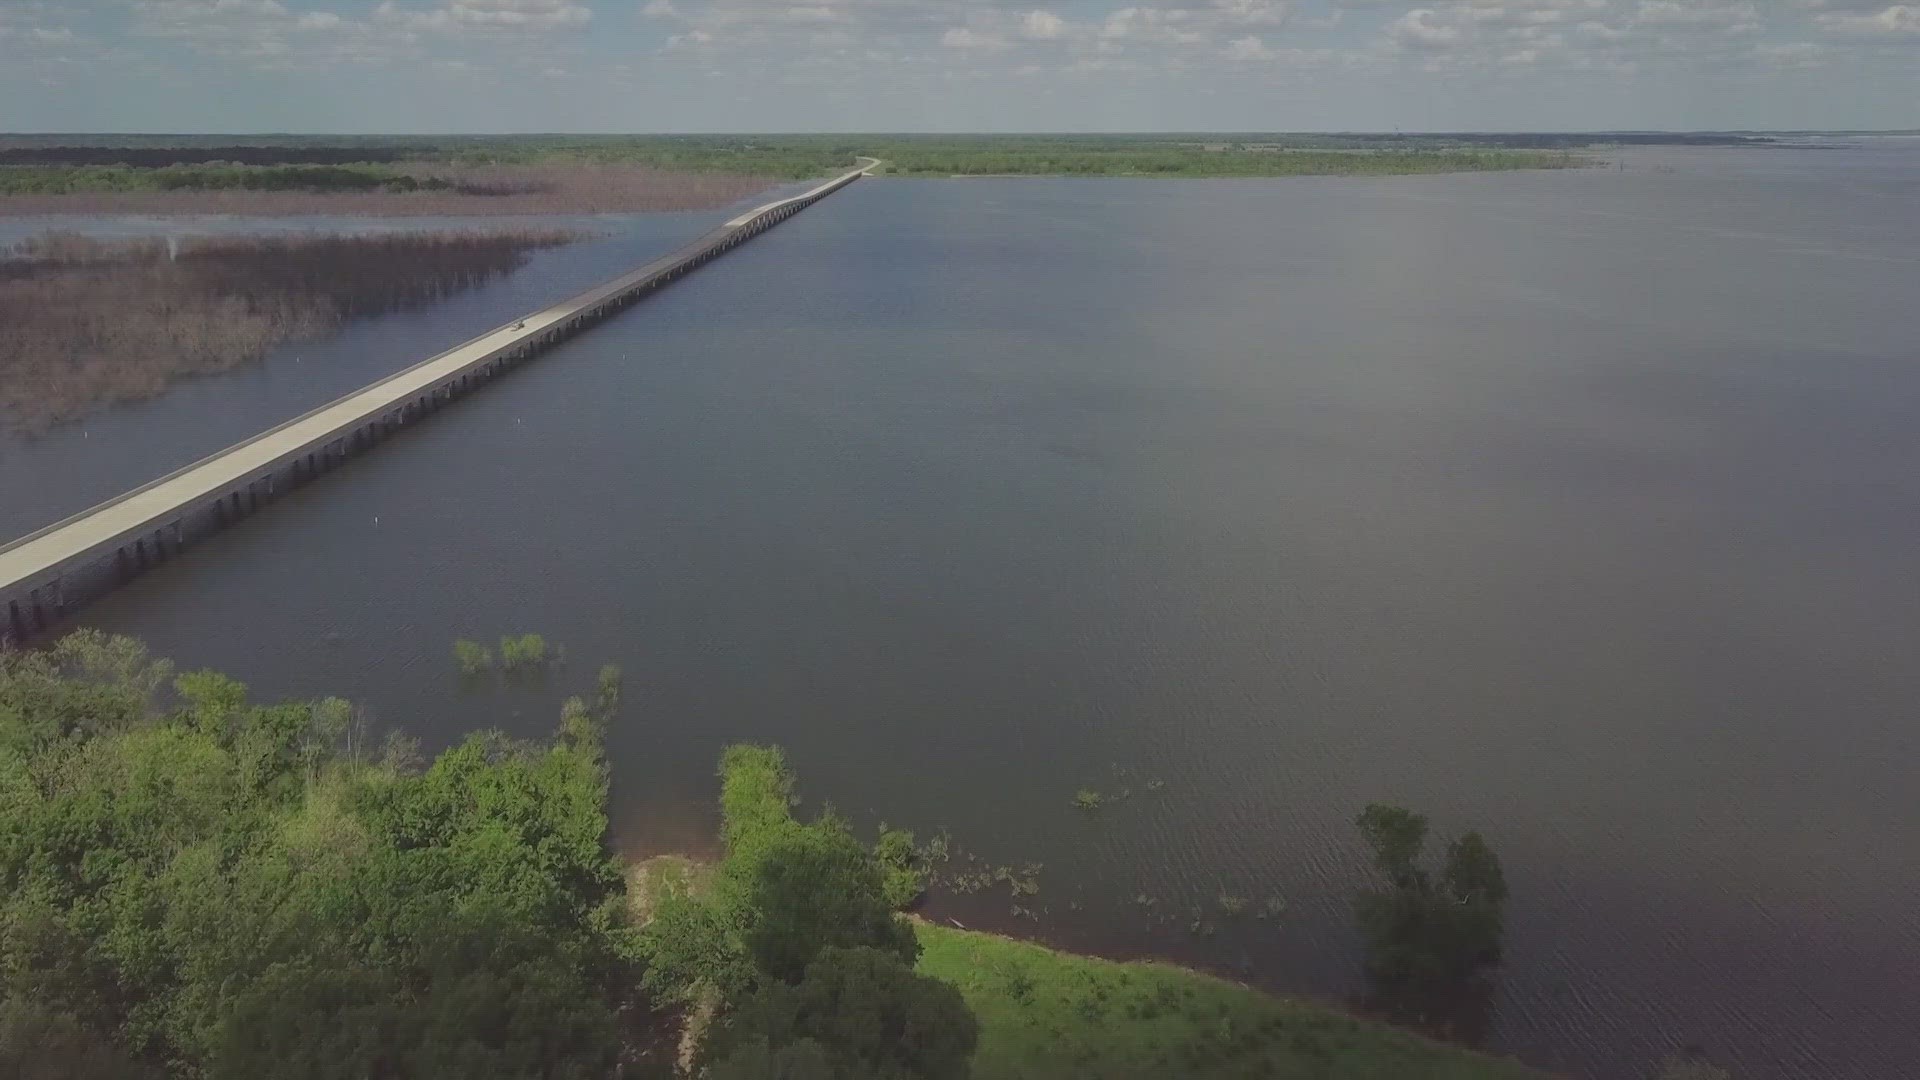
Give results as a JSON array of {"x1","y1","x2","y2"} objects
[{"x1": 913, "y1": 923, "x2": 1548, "y2": 1080}]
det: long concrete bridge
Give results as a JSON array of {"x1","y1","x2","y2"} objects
[{"x1": 0, "y1": 160, "x2": 874, "y2": 648}]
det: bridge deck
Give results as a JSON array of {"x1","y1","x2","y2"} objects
[{"x1": 0, "y1": 162, "x2": 869, "y2": 641}]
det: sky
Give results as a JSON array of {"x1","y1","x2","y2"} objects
[{"x1": 1, "y1": 1, "x2": 1916, "y2": 133}]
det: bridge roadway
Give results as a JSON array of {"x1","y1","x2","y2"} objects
[{"x1": 0, "y1": 160, "x2": 875, "y2": 646}]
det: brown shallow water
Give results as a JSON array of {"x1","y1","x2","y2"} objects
[{"x1": 13, "y1": 142, "x2": 1920, "y2": 1079}]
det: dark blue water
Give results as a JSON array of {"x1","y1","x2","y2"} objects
[{"x1": 16, "y1": 143, "x2": 1920, "y2": 1079}]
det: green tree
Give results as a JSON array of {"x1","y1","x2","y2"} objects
[
  {"x1": 210, "y1": 908, "x2": 618, "y2": 1080},
  {"x1": 735, "y1": 818, "x2": 919, "y2": 984},
  {"x1": 0, "y1": 632, "x2": 636, "y2": 1077},
  {"x1": 643, "y1": 748, "x2": 918, "y2": 1000},
  {"x1": 639, "y1": 742, "x2": 950, "y2": 1080},
  {"x1": 707, "y1": 1038, "x2": 840, "y2": 1080},
  {"x1": 874, "y1": 826, "x2": 925, "y2": 910},
  {"x1": 710, "y1": 946, "x2": 977, "y2": 1080},
  {"x1": 0, "y1": 996, "x2": 160, "y2": 1080},
  {"x1": 1352, "y1": 804, "x2": 1509, "y2": 1032}
]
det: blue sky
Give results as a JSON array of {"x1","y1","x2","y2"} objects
[{"x1": 2, "y1": 1, "x2": 1916, "y2": 132}]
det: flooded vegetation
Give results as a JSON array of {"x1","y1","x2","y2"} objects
[
  {"x1": 0, "y1": 228, "x2": 580, "y2": 433},
  {"x1": 0, "y1": 162, "x2": 774, "y2": 216},
  {"x1": 0, "y1": 136, "x2": 782, "y2": 214}
]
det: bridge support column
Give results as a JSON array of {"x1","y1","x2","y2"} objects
[{"x1": 6, "y1": 600, "x2": 23, "y2": 644}]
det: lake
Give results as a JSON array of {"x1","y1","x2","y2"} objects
[{"x1": 10, "y1": 142, "x2": 1919, "y2": 1079}]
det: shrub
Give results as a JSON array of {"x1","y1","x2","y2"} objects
[
  {"x1": 1073, "y1": 788, "x2": 1104, "y2": 811},
  {"x1": 452, "y1": 638, "x2": 493, "y2": 675},
  {"x1": 498, "y1": 633, "x2": 548, "y2": 671},
  {"x1": 593, "y1": 664, "x2": 621, "y2": 721},
  {"x1": 875, "y1": 826, "x2": 926, "y2": 910}
]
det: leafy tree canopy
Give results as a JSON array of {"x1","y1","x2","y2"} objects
[
  {"x1": 1352, "y1": 803, "x2": 1510, "y2": 1031},
  {"x1": 0, "y1": 632, "x2": 633, "y2": 1078},
  {"x1": 642, "y1": 744, "x2": 973, "y2": 1079}
]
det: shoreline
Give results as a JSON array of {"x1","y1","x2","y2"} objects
[{"x1": 626, "y1": 854, "x2": 1548, "y2": 1079}]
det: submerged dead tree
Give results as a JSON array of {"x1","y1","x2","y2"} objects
[{"x1": 0, "y1": 228, "x2": 581, "y2": 434}]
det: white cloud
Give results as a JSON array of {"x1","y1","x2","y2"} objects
[
  {"x1": 1212, "y1": 0, "x2": 1289, "y2": 26},
  {"x1": 21, "y1": 0, "x2": 1915, "y2": 124},
  {"x1": 1376, "y1": 0, "x2": 1785, "y2": 69},
  {"x1": 1021, "y1": 10, "x2": 1066, "y2": 39},
  {"x1": 1225, "y1": 32, "x2": 1273, "y2": 57},
  {"x1": 135, "y1": 0, "x2": 291, "y2": 16},
  {"x1": 0, "y1": 24, "x2": 78, "y2": 48},
  {"x1": 1821, "y1": 4, "x2": 1920, "y2": 31},
  {"x1": 129, "y1": 0, "x2": 413, "y2": 70},
  {"x1": 375, "y1": 0, "x2": 593, "y2": 31},
  {"x1": 942, "y1": 26, "x2": 1007, "y2": 48},
  {"x1": 1101, "y1": 7, "x2": 1207, "y2": 48},
  {"x1": 1633, "y1": 1, "x2": 1757, "y2": 30},
  {"x1": 1389, "y1": 9, "x2": 1466, "y2": 50}
]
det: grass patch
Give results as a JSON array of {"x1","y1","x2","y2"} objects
[
  {"x1": 627, "y1": 854, "x2": 711, "y2": 926},
  {"x1": 913, "y1": 922, "x2": 1547, "y2": 1080}
]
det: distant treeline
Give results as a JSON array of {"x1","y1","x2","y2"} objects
[
  {"x1": 0, "y1": 227, "x2": 579, "y2": 433},
  {"x1": 880, "y1": 147, "x2": 1580, "y2": 177},
  {"x1": 1, "y1": 134, "x2": 1597, "y2": 185},
  {"x1": 417, "y1": 134, "x2": 1586, "y2": 178},
  {"x1": 0, "y1": 164, "x2": 446, "y2": 196},
  {"x1": 0, "y1": 144, "x2": 424, "y2": 167},
  {"x1": 0, "y1": 131, "x2": 1782, "y2": 187},
  {"x1": 0, "y1": 161, "x2": 772, "y2": 215},
  {"x1": 1343, "y1": 132, "x2": 1776, "y2": 149}
]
